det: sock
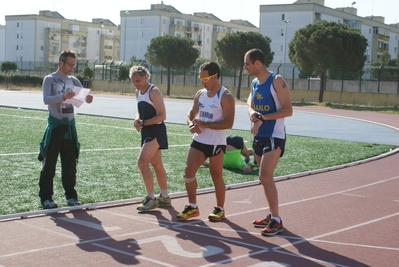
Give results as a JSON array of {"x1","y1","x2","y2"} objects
[
  {"x1": 271, "y1": 216, "x2": 281, "y2": 223},
  {"x1": 147, "y1": 192, "x2": 155, "y2": 199},
  {"x1": 217, "y1": 206, "x2": 224, "y2": 211},
  {"x1": 189, "y1": 203, "x2": 197, "y2": 208},
  {"x1": 160, "y1": 189, "x2": 169, "y2": 198}
]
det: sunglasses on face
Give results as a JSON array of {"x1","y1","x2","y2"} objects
[{"x1": 198, "y1": 73, "x2": 217, "y2": 82}]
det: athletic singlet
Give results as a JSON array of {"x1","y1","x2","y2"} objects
[
  {"x1": 193, "y1": 86, "x2": 227, "y2": 146},
  {"x1": 249, "y1": 73, "x2": 286, "y2": 139},
  {"x1": 137, "y1": 84, "x2": 161, "y2": 124}
]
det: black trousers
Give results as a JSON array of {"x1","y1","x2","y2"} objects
[{"x1": 39, "y1": 125, "x2": 77, "y2": 202}]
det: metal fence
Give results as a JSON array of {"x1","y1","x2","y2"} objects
[{"x1": 2, "y1": 60, "x2": 399, "y2": 94}]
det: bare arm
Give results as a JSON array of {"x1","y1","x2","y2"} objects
[{"x1": 187, "y1": 90, "x2": 201, "y2": 125}]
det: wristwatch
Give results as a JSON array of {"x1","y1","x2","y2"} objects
[
  {"x1": 254, "y1": 113, "x2": 265, "y2": 122},
  {"x1": 139, "y1": 120, "x2": 144, "y2": 126}
]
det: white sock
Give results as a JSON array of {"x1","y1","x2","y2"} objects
[
  {"x1": 271, "y1": 216, "x2": 281, "y2": 223},
  {"x1": 189, "y1": 203, "x2": 197, "y2": 208},
  {"x1": 160, "y1": 189, "x2": 169, "y2": 198},
  {"x1": 147, "y1": 192, "x2": 155, "y2": 199}
]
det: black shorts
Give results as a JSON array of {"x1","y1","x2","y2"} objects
[
  {"x1": 190, "y1": 140, "x2": 226, "y2": 158},
  {"x1": 226, "y1": 135, "x2": 244, "y2": 150},
  {"x1": 252, "y1": 137, "x2": 285, "y2": 157},
  {"x1": 141, "y1": 123, "x2": 168, "y2": 149}
]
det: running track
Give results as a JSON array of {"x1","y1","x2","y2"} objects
[{"x1": 0, "y1": 92, "x2": 398, "y2": 266}]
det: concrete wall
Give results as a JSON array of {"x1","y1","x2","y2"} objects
[{"x1": 92, "y1": 80, "x2": 399, "y2": 106}]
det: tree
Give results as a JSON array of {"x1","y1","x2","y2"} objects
[
  {"x1": 369, "y1": 51, "x2": 398, "y2": 81},
  {"x1": 1, "y1": 61, "x2": 18, "y2": 89},
  {"x1": 215, "y1": 32, "x2": 274, "y2": 99},
  {"x1": 145, "y1": 35, "x2": 200, "y2": 96},
  {"x1": 288, "y1": 21, "x2": 367, "y2": 102},
  {"x1": 117, "y1": 65, "x2": 130, "y2": 95},
  {"x1": 129, "y1": 55, "x2": 148, "y2": 68}
]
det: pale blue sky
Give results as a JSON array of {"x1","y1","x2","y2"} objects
[{"x1": 1, "y1": 0, "x2": 397, "y2": 27}]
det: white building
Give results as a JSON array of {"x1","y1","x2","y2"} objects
[
  {"x1": 259, "y1": 0, "x2": 399, "y2": 67},
  {"x1": 0, "y1": 25, "x2": 5, "y2": 62},
  {"x1": 120, "y1": 4, "x2": 258, "y2": 62},
  {"x1": 4, "y1": 10, "x2": 119, "y2": 64}
]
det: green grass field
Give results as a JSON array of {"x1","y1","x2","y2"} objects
[{"x1": 0, "y1": 106, "x2": 395, "y2": 215}]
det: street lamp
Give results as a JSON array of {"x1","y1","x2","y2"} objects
[
  {"x1": 123, "y1": 11, "x2": 129, "y2": 61},
  {"x1": 283, "y1": 20, "x2": 290, "y2": 77},
  {"x1": 351, "y1": 2, "x2": 356, "y2": 15},
  {"x1": 99, "y1": 23, "x2": 104, "y2": 61}
]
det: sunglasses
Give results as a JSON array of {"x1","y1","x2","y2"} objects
[
  {"x1": 198, "y1": 73, "x2": 217, "y2": 82},
  {"x1": 63, "y1": 61, "x2": 76, "y2": 68}
]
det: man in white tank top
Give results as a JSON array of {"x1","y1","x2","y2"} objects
[{"x1": 176, "y1": 62, "x2": 235, "y2": 222}]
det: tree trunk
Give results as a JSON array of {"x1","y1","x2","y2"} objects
[
  {"x1": 166, "y1": 68, "x2": 171, "y2": 96},
  {"x1": 236, "y1": 67, "x2": 244, "y2": 100},
  {"x1": 318, "y1": 72, "x2": 326, "y2": 102}
]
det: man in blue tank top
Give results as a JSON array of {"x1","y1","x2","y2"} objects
[{"x1": 244, "y1": 48, "x2": 293, "y2": 236}]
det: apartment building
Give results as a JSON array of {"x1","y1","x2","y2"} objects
[
  {"x1": 4, "y1": 10, "x2": 120, "y2": 63},
  {"x1": 0, "y1": 25, "x2": 5, "y2": 61},
  {"x1": 260, "y1": 0, "x2": 399, "y2": 66},
  {"x1": 120, "y1": 3, "x2": 258, "y2": 62}
]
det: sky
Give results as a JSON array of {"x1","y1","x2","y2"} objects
[{"x1": 1, "y1": 0, "x2": 398, "y2": 27}]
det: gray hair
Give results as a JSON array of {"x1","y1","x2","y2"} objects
[{"x1": 129, "y1": 65, "x2": 151, "y2": 79}]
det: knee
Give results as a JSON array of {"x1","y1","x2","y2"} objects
[
  {"x1": 137, "y1": 158, "x2": 148, "y2": 170},
  {"x1": 184, "y1": 175, "x2": 196, "y2": 183}
]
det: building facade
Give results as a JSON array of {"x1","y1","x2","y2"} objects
[
  {"x1": 120, "y1": 4, "x2": 258, "y2": 62},
  {"x1": 259, "y1": 0, "x2": 399, "y2": 68},
  {"x1": 4, "y1": 10, "x2": 119, "y2": 64}
]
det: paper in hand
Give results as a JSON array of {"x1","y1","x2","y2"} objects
[{"x1": 64, "y1": 86, "x2": 91, "y2": 108}]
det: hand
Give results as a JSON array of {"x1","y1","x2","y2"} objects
[
  {"x1": 251, "y1": 120, "x2": 262, "y2": 136},
  {"x1": 63, "y1": 91, "x2": 76, "y2": 100},
  {"x1": 189, "y1": 119, "x2": 202, "y2": 134},
  {"x1": 250, "y1": 112, "x2": 263, "y2": 122},
  {"x1": 85, "y1": 95, "x2": 93, "y2": 103},
  {"x1": 134, "y1": 119, "x2": 143, "y2": 132}
]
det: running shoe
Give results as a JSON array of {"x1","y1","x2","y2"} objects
[
  {"x1": 252, "y1": 214, "x2": 271, "y2": 228},
  {"x1": 261, "y1": 218, "x2": 283, "y2": 236},
  {"x1": 137, "y1": 196, "x2": 158, "y2": 211},
  {"x1": 42, "y1": 199, "x2": 58, "y2": 209},
  {"x1": 208, "y1": 207, "x2": 225, "y2": 221},
  {"x1": 176, "y1": 205, "x2": 199, "y2": 220},
  {"x1": 244, "y1": 156, "x2": 250, "y2": 164},
  {"x1": 157, "y1": 194, "x2": 172, "y2": 207},
  {"x1": 66, "y1": 198, "x2": 82, "y2": 206}
]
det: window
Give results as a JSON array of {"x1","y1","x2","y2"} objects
[
  {"x1": 282, "y1": 14, "x2": 285, "y2": 20},
  {"x1": 373, "y1": 27, "x2": 378, "y2": 34},
  {"x1": 315, "y1": 12, "x2": 321, "y2": 21},
  {"x1": 281, "y1": 29, "x2": 284, "y2": 36}
]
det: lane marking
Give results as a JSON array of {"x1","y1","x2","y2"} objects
[
  {"x1": 91, "y1": 243, "x2": 177, "y2": 267},
  {"x1": 130, "y1": 235, "x2": 224, "y2": 258},
  {"x1": 58, "y1": 217, "x2": 121, "y2": 231}
]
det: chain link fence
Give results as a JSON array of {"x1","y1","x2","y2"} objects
[{"x1": 2, "y1": 60, "x2": 398, "y2": 94}]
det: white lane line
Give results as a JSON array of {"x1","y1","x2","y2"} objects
[
  {"x1": 58, "y1": 217, "x2": 121, "y2": 231},
  {"x1": 91, "y1": 243, "x2": 177, "y2": 267},
  {"x1": 0, "y1": 144, "x2": 189, "y2": 156}
]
